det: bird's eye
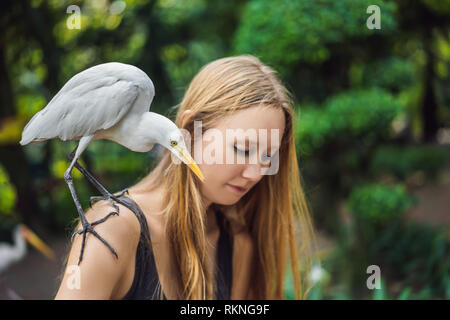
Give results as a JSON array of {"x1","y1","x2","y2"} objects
[{"x1": 171, "y1": 140, "x2": 178, "y2": 147}]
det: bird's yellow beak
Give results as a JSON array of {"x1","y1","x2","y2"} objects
[
  {"x1": 173, "y1": 145, "x2": 205, "y2": 182},
  {"x1": 20, "y1": 225, "x2": 56, "y2": 261}
]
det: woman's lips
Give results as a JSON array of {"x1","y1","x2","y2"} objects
[{"x1": 226, "y1": 183, "x2": 247, "y2": 194}]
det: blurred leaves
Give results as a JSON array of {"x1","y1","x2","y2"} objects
[
  {"x1": 233, "y1": 0, "x2": 397, "y2": 75},
  {"x1": 0, "y1": 117, "x2": 27, "y2": 146},
  {"x1": 0, "y1": 164, "x2": 17, "y2": 216},
  {"x1": 51, "y1": 159, "x2": 82, "y2": 179},
  {"x1": 371, "y1": 144, "x2": 449, "y2": 181},
  {"x1": 0, "y1": 0, "x2": 448, "y2": 300},
  {"x1": 421, "y1": 0, "x2": 450, "y2": 15},
  {"x1": 295, "y1": 88, "x2": 403, "y2": 155},
  {"x1": 358, "y1": 57, "x2": 417, "y2": 91},
  {"x1": 347, "y1": 183, "x2": 415, "y2": 226}
]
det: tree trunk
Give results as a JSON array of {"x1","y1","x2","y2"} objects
[{"x1": 421, "y1": 29, "x2": 439, "y2": 143}]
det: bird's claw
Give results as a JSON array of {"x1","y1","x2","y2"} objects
[
  {"x1": 89, "y1": 195, "x2": 120, "y2": 213},
  {"x1": 115, "y1": 188, "x2": 129, "y2": 197},
  {"x1": 70, "y1": 211, "x2": 118, "y2": 242},
  {"x1": 89, "y1": 188, "x2": 128, "y2": 209},
  {"x1": 70, "y1": 214, "x2": 119, "y2": 265}
]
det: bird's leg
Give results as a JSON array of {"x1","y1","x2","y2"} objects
[
  {"x1": 68, "y1": 150, "x2": 129, "y2": 211},
  {"x1": 64, "y1": 157, "x2": 118, "y2": 265},
  {"x1": 68, "y1": 145, "x2": 123, "y2": 220}
]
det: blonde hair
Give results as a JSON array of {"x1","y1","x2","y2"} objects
[{"x1": 132, "y1": 55, "x2": 319, "y2": 299}]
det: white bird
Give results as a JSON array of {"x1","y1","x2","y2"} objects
[
  {"x1": 19, "y1": 62, "x2": 204, "y2": 265},
  {"x1": 0, "y1": 224, "x2": 55, "y2": 273},
  {"x1": 0, "y1": 225, "x2": 55, "y2": 299}
]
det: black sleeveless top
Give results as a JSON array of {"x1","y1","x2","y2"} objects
[{"x1": 117, "y1": 195, "x2": 234, "y2": 300}]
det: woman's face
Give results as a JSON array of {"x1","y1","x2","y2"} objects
[{"x1": 196, "y1": 106, "x2": 285, "y2": 206}]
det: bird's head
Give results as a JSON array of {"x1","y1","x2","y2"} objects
[
  {"x1": 141, "y1": 112, "x2": 205, "y2": 182},
  {"x1": 18, "y1": 224, "x2": 55, "y2": 260},
  {"x1": 164, "y1": 130, "x2": 205, "y2": 182}
]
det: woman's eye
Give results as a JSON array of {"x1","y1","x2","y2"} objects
[
  {"x1": 261, "y1": 152, "x2": 271, "y2": 166},
  {"x1": 233, "y1": 145, "x2": 249, "y2": 156}
]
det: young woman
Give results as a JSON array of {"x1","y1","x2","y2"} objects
[{"x1": 55, "y1": 55, "x2": 318, "y2": 300}]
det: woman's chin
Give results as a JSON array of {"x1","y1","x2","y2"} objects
[
  {"x1": 206, "y1": 186, "x2": 246, "y2": 206},
  {"x1": 212, "y1": 195, "x2": 240, "y2": 206},
  {"x1": 218, "y1": 196, "x2": 242, "y2": 206}
]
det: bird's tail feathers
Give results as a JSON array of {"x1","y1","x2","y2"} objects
[
  {"x1": 19, "y1": 110, "x2": 44, "y2": 145},
  {"x1": 20, "y1": 127, "x2": 38, "y2": 145},
  {"x1": 19, "y1": 136, "x2": 45, "y2": 146}
]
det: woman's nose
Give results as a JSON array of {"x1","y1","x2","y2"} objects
[{"x1": 241, "y1": 163, "x2": 263, "y2": 181}]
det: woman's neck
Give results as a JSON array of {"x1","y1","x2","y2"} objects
[{"x1": 205, "y1": 205, "x2": 219, "y2": 236}]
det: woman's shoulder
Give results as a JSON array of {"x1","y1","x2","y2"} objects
[
  {"x1": 86, "y1": 197, "x2": 142, "y2": 243},
  {"x1": 70, "y1": 196, "x2": 143, "y2": 269},
  {"x1": 55, "y1": 196, "x2": 142, "y2": 299}
]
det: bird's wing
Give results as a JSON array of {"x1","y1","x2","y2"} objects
[{"x1": 20, "y1": 75, "x2": 140, "y2": 144}]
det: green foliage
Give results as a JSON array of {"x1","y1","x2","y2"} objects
[
  {"x1": 370, "y1": 144, "x2": 449, "y2": 181},
  {"x1": 50, "y1": 179, "x2": 93, "y2": 229},
  {"x1": 370, "y1": 280, "x2": 436, "y2": 300},
  {"x1": 295, "y1": 88, "x2": 403, "y2": 155},
  {"x1": 162, "y1": 39, "x2": 225, "y2": 101},
  {"x1": 397, "y1": 286, "x2": 412, "y2": 300},
  {"x1": 330, "y1": 187, "x2": 449, "y2": 299},
  {"x1": 0, "y1": 164, "x2": 17, "y2": 216},
  {"x1": 306, "y1": 285, "x2": 323, "y2": 300},
  {"x1": 283, "y1": 262, "x2": 330, "y2": 300},
  {"x1": 372, "y1": 277, "x2": 388, "y2": 300},
  {"x1": 342, "y1": 182, "x2": 448, "y2": 299},
  {"x1": 369, "y1": 223, "x2": 450, "y2": 298},
  {"x1": 1, "y1": 0, "x2": 448, "y2": 300},
  {"x1": 325, "y1": 89, "x2": 401, "y2": 137},
  {"x1": 421, "y1": 0, "x2": 450, "y2": 15},
  {"x1": 359, "y1": 57, "x2": 417, "y2": 91},
  {"x1": 16, "y1": 93, "x2": 47, "y2": 118},
  {"x1": 88, "y1": 141, "x2": 152, "y2": 179},
  {"x1": 156, "y1": 0, "x2": 206, "y2": 25},
  {"x1": 347, "y1": 182, "x2": 415, "y2": 226},
  {"x1": 233, "y1": 0, "x2": 397, "y2": 74}
]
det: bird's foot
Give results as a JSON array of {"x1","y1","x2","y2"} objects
[
  {"x1": 115, "y1": 188, "x2": 129, "y2": 198},
  {"x1": 89, "y1": 188, "x2": 129, "y2": 210},
  {"x1": 71, "y1": 213, "x2": 119, "y2": 265}
]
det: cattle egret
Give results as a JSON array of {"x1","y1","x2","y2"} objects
[
  {"x1": 0, "y1": 225, "x2": 55, "y2": 273},
  {"x1": 19, "y1": 62, "x2": 204, "y2": 264},
  {"x1": 0, "y1": 225, "x2": 55, "y2": 299}
]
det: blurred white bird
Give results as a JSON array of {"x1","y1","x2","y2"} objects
[
  {"x1": 0, "y1": 224, "x2": 55, "y2": 273},
  {"x1": 19, "y1": 62, "x2": 204, "y2": 265},
  {"x1": 0, "y1": 224, "x2": 55, "y2": 299}
]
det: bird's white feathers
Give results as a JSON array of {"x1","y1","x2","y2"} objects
[
  {"x1": 0, "y1": 226, "x2": 26, "y2": 273},
  {"x1": 20, "y1": 62, "x2": 155, "y2": 145}
]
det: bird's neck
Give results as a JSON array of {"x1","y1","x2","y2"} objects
[
  {"x1": 13, "y1": 227, "x2": 26, "y2": 259},
  {"x1": 137, "y1": 112, "x2": 166, "y2": 150}
]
